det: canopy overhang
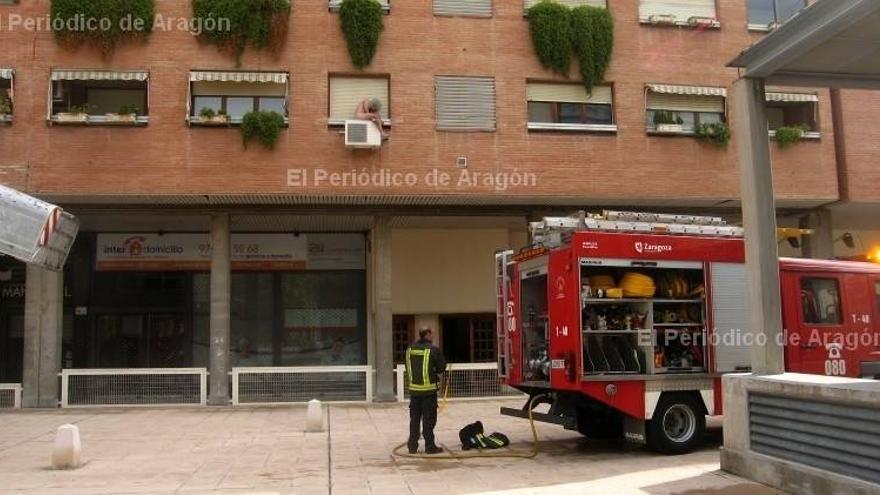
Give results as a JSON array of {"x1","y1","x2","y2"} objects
[{"x1": 728, "y1": 0, "x2": 880, "y2": 89}]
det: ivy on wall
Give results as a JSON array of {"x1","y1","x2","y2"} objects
[
  {"x1": 193, "y1": 0, "x2": 290, "y2": 62},
  {"x1": 570, "y1": 5, "x2": 613, "y2": 93},
  {"x1": 527, "y1": 0, "x2": 614, "y2": 92},
  {"x1": 51, "y1": 0, "x2": 155, "y2": 54},
  {"x1": 527, "y1": 1, "x2": 572, "y2": 77},
  {"x1": 339, "y1": 0, "x2": 385, "y2": 70}
]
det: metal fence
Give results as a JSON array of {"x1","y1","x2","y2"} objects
[
  {"x1": 0, "y1": 384, "x2": 22, "y2": 409},
  {"x1": 232, "y1": 366, "x2": 372, "y2": 405},
  {"x1": 60, "y1": 369, "x2": 208, "y2": 408},
  {"x1": 395, "y1": 363, "x2": 524, "y2": 402}
]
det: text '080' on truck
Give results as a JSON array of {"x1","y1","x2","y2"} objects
[{"x1": 495, "y1": 211, "x2": 880, "y2": 455}]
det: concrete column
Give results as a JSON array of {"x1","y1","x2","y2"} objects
[
  {"x1": 799, "y1": 210, "x2": 834, "y2": 259},
  {"x1": 209, "y1": 213, "x2": 231, "y2": 405},
  {"x1": 733, "y1": 78, "x2": 785, "y2": 376},
  {"x1": 372, "y1": 217, "x2": 395, "y2": 401},
  {"x1": 22, "y1": 266, "x2": 63, "y2": 408}
]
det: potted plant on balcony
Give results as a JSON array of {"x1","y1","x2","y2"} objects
[
  {"x1": 695, "y1": 122, "x2": 731, "y2": 147},
  {"x1": 241, "y1": 110, "x2": 285, "y2": 149},
  {"x1": 55, "y1": 104, "x2": 92, "y2": 124},
  {"x1": 105, "y1": 104, "x2": 140, "y2": 124},
  {"x1": 775, "y1": 124, "x2": 808, "y2": 148},
  {"x1": 198, "y1": 107, "x2": 229, "y2": 126},
  {"x1": 0, "y1": 94, "x2": 11, "y2": 123},
  {"x1": 653, "y1": 110, "x2": 684, "y2": 133}
]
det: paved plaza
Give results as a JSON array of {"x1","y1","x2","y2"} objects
[{"x1": 0, "y1": 399, "x2": 783, "y2": 495}]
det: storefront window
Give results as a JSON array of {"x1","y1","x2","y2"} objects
[
  {"x1": 279, "y1": 271, "x2": 366, "y2": 366},
  {"x1": 231, "y1": 273, "x2": 275, "y2": 367}
]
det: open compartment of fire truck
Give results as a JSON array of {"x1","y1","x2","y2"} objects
[{"x1": 580, "y1": 263, "x2": 708, "y2": 376}]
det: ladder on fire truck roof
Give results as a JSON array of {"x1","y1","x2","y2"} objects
[{"x1": 530, "y1": 210, "x2": 744, "y2": 249}]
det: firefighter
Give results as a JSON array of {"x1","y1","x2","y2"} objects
[{"x1": 405, "y1": 327, "x2": 447, "y2": 454}]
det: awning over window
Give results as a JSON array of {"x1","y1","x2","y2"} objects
[
  {"x1": 50, "y1": 70, "x2": 149, "y2": 81},
  {"x1": 189, "y1": 71, "x2": 288, "y2": 84},
  {"x1": 527, "y1": 83, "x2": 613, "y2": 105},
  {"x1": 0, "y1": 69, "x2": 13, "y2": 80},
  {"x1": 647, "y1": 84, "x2": 727, "y2": 97},
  {"x1": 647, "y1": 93, "x2": 725, "y2": 113},
  {"x1": 765, "y1": 92, "x2": 819, "y2": 103},
  {"x1": 329, "y1": 77, "x2": 390, "y2": 120}
]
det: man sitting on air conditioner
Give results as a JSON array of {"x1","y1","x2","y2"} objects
[{"x1": 355, "y1": 98, "x2": 389, "y2": 140}]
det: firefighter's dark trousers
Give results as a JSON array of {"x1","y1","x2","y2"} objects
[{"x1": 408, "y1": 393, "x2": 438, "y2": 450}]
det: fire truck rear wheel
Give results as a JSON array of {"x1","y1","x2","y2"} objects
[{"x1": 646, "y1": 394, "x2": 706, "y2": 455}]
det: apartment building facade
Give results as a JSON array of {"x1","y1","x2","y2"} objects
[{"x1": 1, "y1": 0, "x2": 877, "y2": 407}]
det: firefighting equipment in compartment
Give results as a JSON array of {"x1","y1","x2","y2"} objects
[
  {"x1": 605, "y1": 288, "x2": 624, "y2": 299},
  {"x1": 620, "y1": 272, "x2": 656, "y2": 298},
  {"x1": 459, "y1": 421, "x2": 511, "y2": 450},
  {"x1": 658, "y1": 274, "x2": 705, "y2": 299},
  {"x1": 589, "y1": 274, "x2": 616, "y2": 291}
]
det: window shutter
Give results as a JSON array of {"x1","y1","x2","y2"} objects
[
  {"x1": 527, "y1": 83, "x2": 612, "y2": 105},
  {"x1": 639, "y1": 0, "x2": 717, "y2": 21},
  {"x1": 525, "y1": 0, "x2": 605, "y2": 10},
  {"x1": 434, "y1": 0, "x2": 492, "y2": 17},
  {"x1": 646, "y1": 92, "x2": 724, "y2": 113},
  {"x1": 330, "y1": 0, "x2": 389, "y2": 10},
  {"x1": 329, "y1": 77, "x2": 389, "y2": 120},
  {"x1": 435, "y1": 76, "x2": 496, "y2": 131}
]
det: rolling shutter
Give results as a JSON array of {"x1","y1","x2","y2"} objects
[
  {"x1": 330, "y1": 0, "x2": 389, "y2": 10},
  {"x1": 434, "y1": 0, "x2": 492, "y2": 17},
  {"x1": 0, "y1": 69, "x2": 12, "y2": 80},
  {"x1": 639, "y1": 0, "x2": 716, "y2": 21},
  {"x1": 329, "y1": 77, "x2": 389, "y2": 121},
  {"x1": 527, "y1": 83, "x2": 612, "y2": 104},
  {"x1": 435, "y1": 76, "x2": 496, "y2": 131},
  {"x1": 524, "y1": 0, "x2": 605, "y2": 9},
  {"x1": 711, "y1": 263, "x2": 752, "y2": 373},
  {"x1": 646, "y1": 93, "x2": 724, "y2": 112}
]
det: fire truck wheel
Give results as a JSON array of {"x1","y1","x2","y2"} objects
[{"x1": 646, "y1": 394, "x2": 706, "y2": 455}]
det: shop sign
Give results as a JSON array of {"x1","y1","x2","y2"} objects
[{"x1": 96, "y1": 233, "x2": 365, "y2": 271}]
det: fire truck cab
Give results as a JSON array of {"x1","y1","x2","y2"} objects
[{"x1": 496, "y1": 211, "x2": 880, "y2": 455}]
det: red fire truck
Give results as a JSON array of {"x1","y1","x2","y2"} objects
[{"x1": 496, "y1": 211, "x2": 880, "y2": 455}]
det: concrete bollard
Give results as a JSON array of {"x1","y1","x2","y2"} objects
[
  {"x1": 306, "y1": 399, "x2": 324, "y2": 432},
  {"x1": 52, "y1": 424, "x2": 82, "y2": 470}
]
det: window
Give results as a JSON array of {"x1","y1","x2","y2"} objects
[
  {"x1": 392, "y1": 315, "x2": 414, "y2": 365},
  {"x1": 328, "y1": 75, "x2": 390, "y2": 126},
  {"x1": 801, "y1": 277, "x2": 842, "y2": 325},
  {"x1": 645, "y1": 84, "x2": 725, "y2": 134},
  {"x1": 434, "y1": 0, "x2": 492, "y2": 17},
  {"x1": 765, "y1": 91, "x2": 819, "y2": 135},
  {"x1": 0, "y1": 69, "x2": 12, "y2": 123},
  {"x1": 49, "y1": 70, "x2": 149, "y2": 126},
  {"x1": 435, "y1": 75, "x2": 496, "y2": 131},
  {"x1": 639, "y1": 0, "x2": 719, "y2": 27},
  {"x1": 748, "y1": 0, "x2": 806, "y2": 30},
  {"x1": 189, "y1": 71, "x2": 288, "y2": 125},
  {"x1": 527, "y1": 83, "x2": 614, "y2": 131},
  {"x1": 330, "y1": 0, "x2": 389, "y2": 12},
  {"x1": 525, "y1": 0, "x2": 605, "y2": 10}
]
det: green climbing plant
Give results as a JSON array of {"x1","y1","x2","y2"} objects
[
  {"x1": 775, "y1": 125, "x2": 808, "y2": 148},
  {"x1": 526, "y1": 0, "x2": 572, "y2": 77},
  {"x1": 570, "y1": 5, "x2": 613, "y2": 93},
  {"x1": 50, "y1": 0, "x2": 155, "y2": 54},
  {"x1": 695, "y1": 122, "x2": 731, "y2": 147},
  {"x1": 339, "y1": 0, "x2": 385, "y2": 70},
  {"x1": 241, "y1": 110, "x2": 285, "y2": 149},
  {"x1": 192, "y1": 0, "x2": 290, "y2": 63}
]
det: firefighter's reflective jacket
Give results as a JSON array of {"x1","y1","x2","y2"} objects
[{"x1": 405, "y1": 340, "x2": 447, "y2": 396}]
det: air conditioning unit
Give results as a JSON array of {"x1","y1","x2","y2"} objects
[{"x1": 344, "y1": 120, "x2": 382, "y2": 149}]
